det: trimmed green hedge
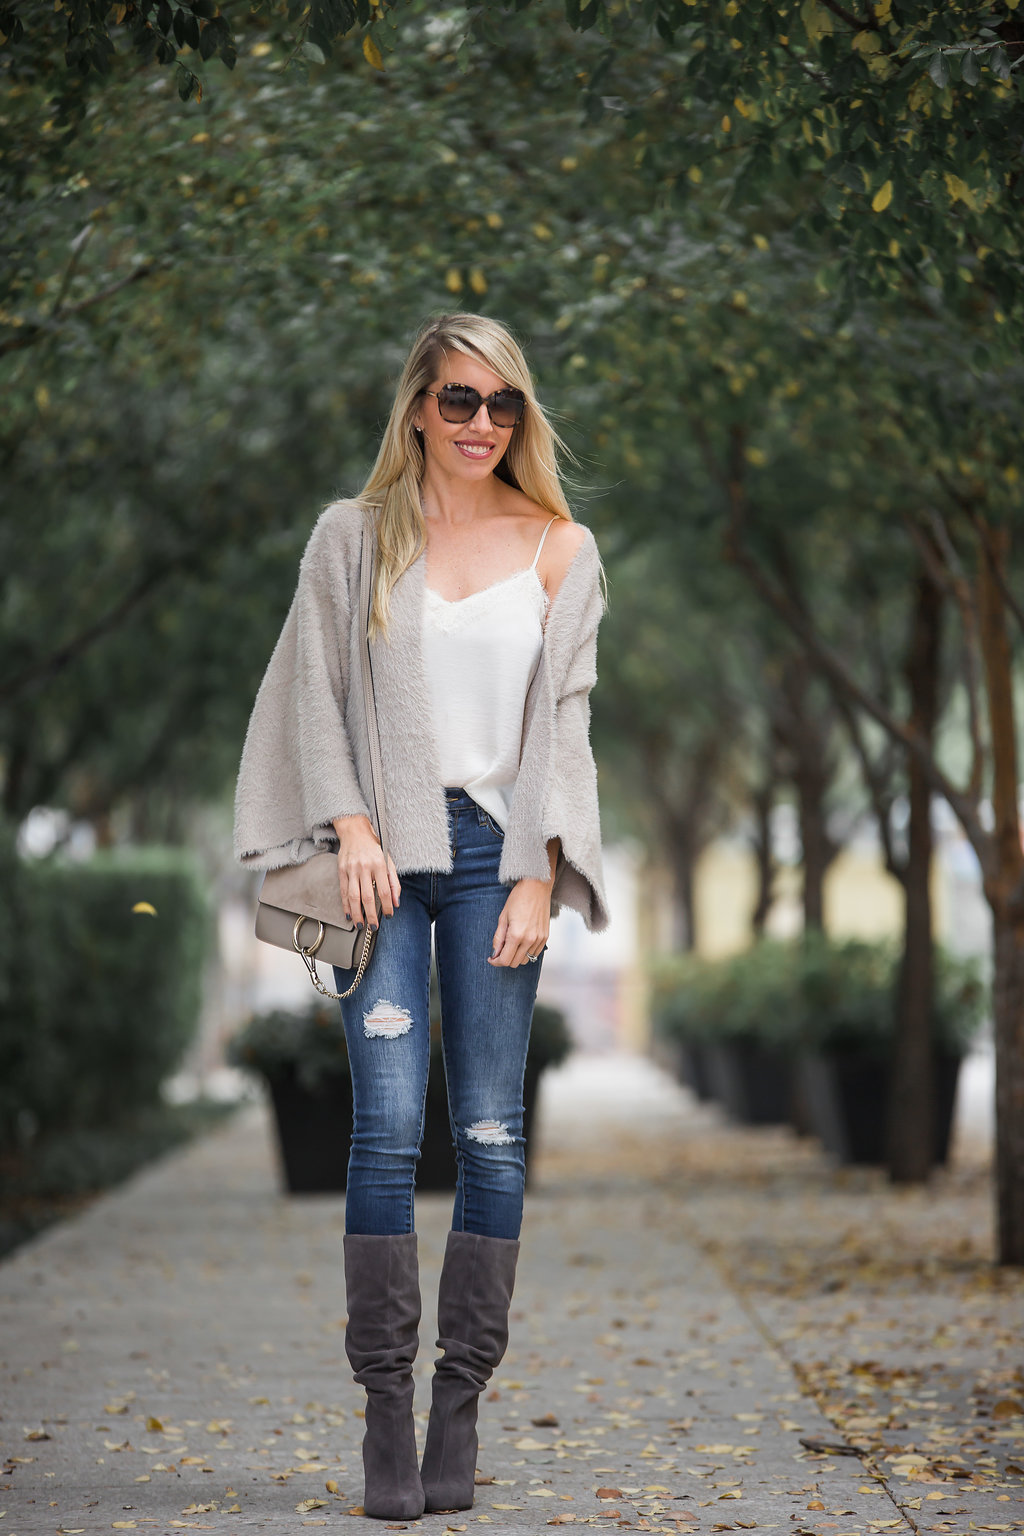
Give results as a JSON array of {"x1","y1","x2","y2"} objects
[
  {"x1": 651, "y1": 936, "x2": 987, "y2": 1058},
  {"x1": 228, "y1": 997, "x2": 572, "y2": 1092},
  {"x1": 0, "y1": 834, "x2": 209, "y2": 1151}
]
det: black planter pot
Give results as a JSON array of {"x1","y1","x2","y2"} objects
[
  {"x1": 266, "y1": 1067, "x2": 353, "y2": 1194},
  {"x1": 266, "y1": 1055, "x2": 546, "y2": 1195},
  {"x1": 797, "y1": 1049, "x2": 963, "y2": 1165},
  {"x1": 680, "y1": 1042, "x2": 714, "y2": 1102},
  {"x1": 705, "y1": 1038, "x2": 793, "y2": 1125}
]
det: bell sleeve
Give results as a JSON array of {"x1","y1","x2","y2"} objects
[{"x1": 232, "y1": 511, "x2": 371, "y2": 870}]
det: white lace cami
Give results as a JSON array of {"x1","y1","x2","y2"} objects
[{"x1": 422, "y1": 519, "x2": 557, "y2": 831}]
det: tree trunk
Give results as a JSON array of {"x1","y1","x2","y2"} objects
[
  {"x1": 775, "y1": 655, "x2": 839, "y2": 933},
  {"x1": 797, "y1": 766, "x2": 830, "y2": 932},
  {"x1": 886, "y1": 563, "x2": 942, "y2": 1183},
  {"x1": 668, "y1": 834, "x2": 698, "y2": 953},
  {"x1": 977, "y1": 520, "x2": 1024, "y2": 1264},
  {"x1": 750, "y1": 775, "x2": 776, "y2": 938},
  {"x1": 992, "y1": 915, "x2": 1024, "y2": 1265}
]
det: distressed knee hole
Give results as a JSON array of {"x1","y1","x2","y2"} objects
[
  {"x1": 466, "y1": 1118, "x2": 515, "y2": 1146},
  {"x1": 362, "y1": 1000, "x2": 414, "y2": 1039}
]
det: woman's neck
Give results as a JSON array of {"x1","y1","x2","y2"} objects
[{"x1": 419, "y1": 467, "x2": 507, "y2": 528}]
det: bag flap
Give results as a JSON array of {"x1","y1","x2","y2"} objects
[{"x1": 258, "y1": 853, "x2": 353, "y2": 931}]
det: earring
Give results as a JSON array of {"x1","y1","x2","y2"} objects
[{"x1": 414, "y1": 425, "x2": 424, "y2": 435}]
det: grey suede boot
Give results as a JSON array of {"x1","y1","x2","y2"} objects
[
  {"x1": 343, "y1": 1233, "x2": 425, "y2": 1521},
  {"x1": 420, "y1": 1231, "x2": 520, "y2": 1513}
]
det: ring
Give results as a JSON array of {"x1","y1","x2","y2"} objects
[{"x1": 528, "y1": 954, "x2": 539, "y2": 963}]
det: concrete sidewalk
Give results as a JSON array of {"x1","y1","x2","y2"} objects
[{"x1": 2, "y1": 1056, "x2": 1021, "y2": 1536}]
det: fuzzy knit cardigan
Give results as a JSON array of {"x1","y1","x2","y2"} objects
[{"x1": 233, "y1": 499, "x2": 609, "y2": 932}]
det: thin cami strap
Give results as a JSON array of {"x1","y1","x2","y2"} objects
[{"x1": 530, "y1": 517, "x2": 559, "y2": 571}]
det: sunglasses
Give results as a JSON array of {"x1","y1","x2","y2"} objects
[{"x1": 424, "y1": 383, "x2": 526, "y2": 429}]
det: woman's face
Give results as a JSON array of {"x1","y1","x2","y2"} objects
[{"x1": 413, "y1": 350, "x2": 519, "y2": 484}]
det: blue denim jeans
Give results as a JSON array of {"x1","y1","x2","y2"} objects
[{"x1": 332, "y1": 790, "x2": 542, "y2": 1240}]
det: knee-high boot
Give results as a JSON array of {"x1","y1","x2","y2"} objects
[
  {"x1": 343, "y1": 1233, "x2": 425, "y2": 1521},
  {"x1": 420, "y1": 1231, "x2": 520, "y2": 1513}
]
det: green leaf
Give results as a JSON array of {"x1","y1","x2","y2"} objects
[
  {"x1": 961, "y1": 49, "x2": 980, "y2": 85},
  {"x1": 928, "y1": 51, "x2": 949, "y2": 88},
  {"x1": 301, "y1": 39, "x2": 325, "y2": 64}
]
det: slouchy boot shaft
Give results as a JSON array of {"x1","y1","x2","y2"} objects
[
  {"x1": 420, "y1": 1231, "x2": 520, "y2": 1513},
  {"x1": 343, "y1": 1233, "x2": 425, "y2": 1520}
]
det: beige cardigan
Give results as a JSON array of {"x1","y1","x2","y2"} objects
[{"x1": 233, "y1": 500, "x2": 609, "y2": 932}]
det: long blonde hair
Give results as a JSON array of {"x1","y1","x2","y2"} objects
[{"x1": 356, "y1": 313, "x2": 574, "y2": 636}]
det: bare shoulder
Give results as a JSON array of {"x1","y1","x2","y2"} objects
[{"x1": 538, "y1": 517, "x2": 588, "y2": 602}]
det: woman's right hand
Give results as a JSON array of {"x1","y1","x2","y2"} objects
[{"x1": 332, "y1": 814, "x2": 401, "y2": 931}]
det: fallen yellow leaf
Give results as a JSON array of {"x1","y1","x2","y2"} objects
[{"x1": 132, "y1": 901, "x2": 158, "y2": 916}]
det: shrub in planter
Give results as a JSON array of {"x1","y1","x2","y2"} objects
[
  {"x1": 795, "y1": 937, "x2": 986, "y2": 1165},
  {"x1": 229, "y1": 998, "x2": 572, "y2": 1194},
  {"x1": 0, "y1": 839, "x2": 209, "y2": 1153},
  {"x1": 650, "y1": 937, "x2": 987, "y2": 1149},
  {"x1": 650, "y1": 944, "x2": 803, "y2": 1123}
]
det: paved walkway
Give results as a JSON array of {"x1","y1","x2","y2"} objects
[{"x1": 2, "y1": 1056, "x2": 1021, "y2": 1536}]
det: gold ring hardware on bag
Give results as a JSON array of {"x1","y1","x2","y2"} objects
[
  {"x1": 297, "y1": 921, "x2": 374, "y2": 1001},
  {"x1": 293, "y1": 914, "x2": 326, "y2": 957}
]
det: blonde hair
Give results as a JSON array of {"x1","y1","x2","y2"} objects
[{"x1": 356, "y1": 313, "x2": 574, "y2": 636}]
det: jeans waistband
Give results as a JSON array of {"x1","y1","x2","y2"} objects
[{"x1": 444, "y1": 787, "x2": 474, "y2": 806}]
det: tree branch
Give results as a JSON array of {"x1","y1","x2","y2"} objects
[
  {"x1": 904, "y1": 509, "x2": 985, "y2": 801},
  {"x1": 0, "y1": 553, "x2": 189, "y2": 705},
  {"x1": 0, "y1": 264, "x2": 156, "y2": 358},
  {"x1": 721, "y1": 479, "x2": 990, "y2": 866},
  {"x1": 818, "y1": 0, "x2": 875, "y2": 31},
  {"x1": 968, "y1": 505, "x2": 1024, "y2": 640}
]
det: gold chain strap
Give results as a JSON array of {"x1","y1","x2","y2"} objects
[{"x1": 292, "y1": 916, "x2": 374, "y2": 1001}]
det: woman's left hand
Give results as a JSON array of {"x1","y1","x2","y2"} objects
[{"x1": 489, "y1": 879, "x2": 552, "y2": 969}]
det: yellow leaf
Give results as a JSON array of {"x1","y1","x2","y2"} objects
[
  {"x1": 325, "y1": 1480, "x2": 339, "y2": 1493},
  {"x1": 133, "y1": 902, "x2": 158, "y2": 916},
  {"x1": 35, "y1": 384, "x2": 50, "y2": 411},
  {"x1": 721, "y1": 114, "x2": 731, "y2": 132},
  {"x1": 295, "y1": 1497, "x2": 327, "y2": 1513},
  {"x1": 687, "y1": 165, "x2": 703, "y2": 184},
  {"x1": 469, "y1": 268, "x2": 487, "y2": 296},
  {"x1": 251, "y1": 40, "x2": 272, "y2": 57},
  {"x1": 853, "y1": 30, "x2": 881, "y2": 52},
  {"x1": 944, "y1": 172, "x2": 977, "y2": 210},
  {"x1": 871, "y1": 179, "x2": 893, "y2": 212},
  {"x1": 532, "y1": 222, "x2": 553, "y2": 240},
  {"x1": 801, "y1": 0, "x2": 834, "y2": 43},
  {"x1": 873, "y1": 0, "x2": 892, "y2": 17},
  {"x1": 445, "y1": 268, "x2": 463, "y2": 294},
  {"x1": 734, "y1": 96, "x2": 752, "y2": 118},
  {"x1": 362, "y1": 33, "x2": 384, "y2": 69}
]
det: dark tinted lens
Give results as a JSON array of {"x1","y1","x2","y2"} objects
[
  {"x1": 436, "y1": 385, "x2": 480, "y2": 422},
  {"x1": 489, "y1": 390, "x2": 525, "y2": 427}
]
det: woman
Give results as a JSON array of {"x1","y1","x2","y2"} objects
[{"x1": 234, "y1": 313, "x2": 608, "y2": 1521}]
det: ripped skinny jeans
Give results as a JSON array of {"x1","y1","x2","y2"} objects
[{"x1": 333, "y1": 790, "x2": 543, "y2": 1240}]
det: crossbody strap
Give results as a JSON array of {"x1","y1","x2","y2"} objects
[{"x1": 359, "y1": 515, "x2": 389, "y2": 861}]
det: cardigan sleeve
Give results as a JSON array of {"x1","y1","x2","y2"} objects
[
  {"x1": 232, "y1": 511, "x2": 372, "y2": 870},
  {"x1": 543, "y1": 564, "x2": 608, "y2": 932}
]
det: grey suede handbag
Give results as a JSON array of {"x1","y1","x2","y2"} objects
[{"x1": 253, "y1": 517, "x2": 387, "y2": 1000}]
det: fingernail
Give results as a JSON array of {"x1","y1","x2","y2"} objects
[{"x1": 371, "y1": 923, "x2": 379, "y2": 933}]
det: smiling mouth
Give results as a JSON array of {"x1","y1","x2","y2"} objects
[{"x1": 455, "y1": 442, "x2": 495, "y2": 457}]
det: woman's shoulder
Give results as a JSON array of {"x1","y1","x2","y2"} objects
[
  {"x1": 538, "y1": 517, "x2": 598, "y2": 605},
  {"x1": 299, "y1": 498, "x2": 367, "y2": 570}
]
